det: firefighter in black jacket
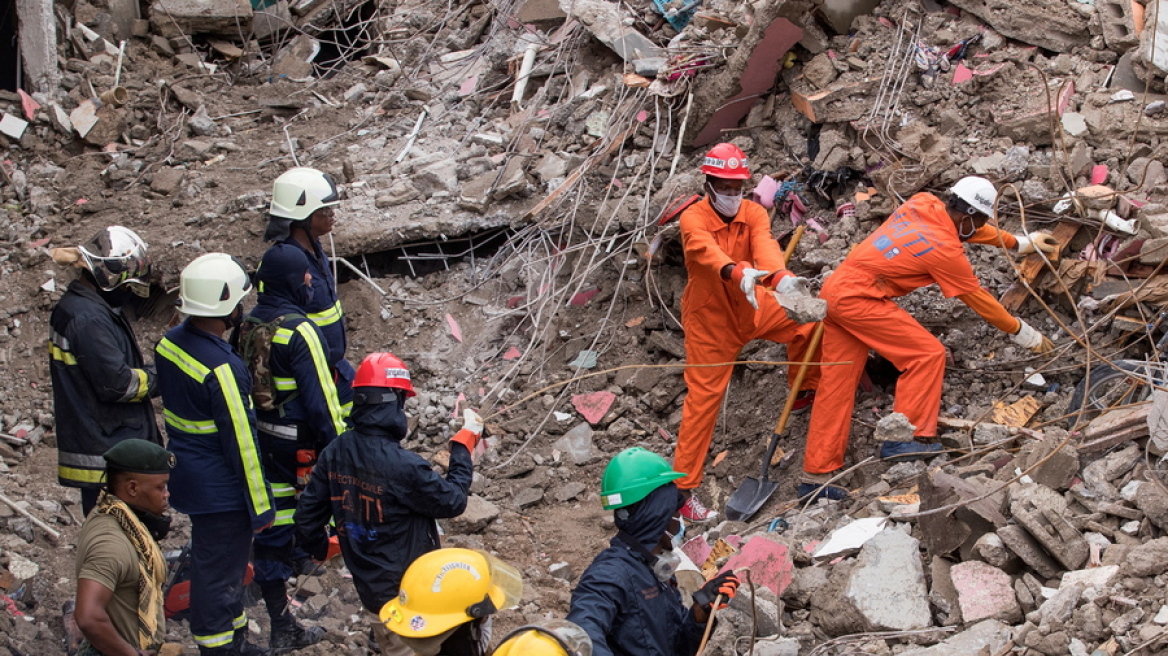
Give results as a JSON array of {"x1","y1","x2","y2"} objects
[
  {"x1": 294, "y1": 352, "x2": 482, "y2": 656},
  {"x1": 49, "y1": 226, "x2": 159, "y2": 516}
]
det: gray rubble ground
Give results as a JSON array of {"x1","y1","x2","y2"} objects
[{"x1": 8, "y1": 0, "x2": 1168, "y2": 653}]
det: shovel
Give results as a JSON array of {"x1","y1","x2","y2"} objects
[{"x1": 725, "y1": 322, "x2": 825, "y2": 522}]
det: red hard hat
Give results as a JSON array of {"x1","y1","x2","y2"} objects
[
  {"x1": 354, "y1": 352, "x2": 416, "y2": 397},
  {"x1": 700, "y1": 143, "x2": 750, "y2": 180}
]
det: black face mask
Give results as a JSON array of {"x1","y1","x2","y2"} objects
[
  {"x1": 130, "y1": 505, "x2": 172, "y2": 541},
  {"x1": 98, "y1": 285, "x2": 135, "y2": 308}
]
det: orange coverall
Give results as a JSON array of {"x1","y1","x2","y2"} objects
[
  {"x1": 803, "y1": 192, "x2": 1021, "y2": 475},
  {"x1": 674, "y1": 196, "x2": 820, "y2": 490}
]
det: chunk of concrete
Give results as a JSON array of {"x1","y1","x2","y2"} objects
[
  {"x1": 149, "y1": 0, "x2": 253, "y2": 38},
  {"x1": 950, "y1": 561, "x2": 1022, "y2": 623},
  {"x1": 552, "y1": 423, "x2": 593, "y2": 466},
  {"x1": 1010, "y1": 484, "x2": 1088, "y2": 570},
  {"x1": 1123, "y1": 537, "x2": 1168, "y2": 577},
  {"x1": 150, "y1": 167, "x2": 186, "y2": 196},
  {"x1": 1061, "y1": 565, "x2": 1119, "y2": 591},
  {"x1": 898, "y1": 620, "x2": 1013, "y2": 656},
  {"x1": 414, "y1": 158, "x2": 459, "y2": 195},
  {"x1": 843, "y1": 528, "x2": 932, "y2": 631},
  {"x1": 972, "y1": 532, "x2": 1020, "y2": 571},
  {"x1": 998, "y1": 524, "x2": 1061, "y2": 579},
  {"x1": 558, "y1": 0, "x2": 659, "y2": 61},
  {"x1": 447, "y1": 495, "x2": 499, "y2": 533},
  {"x1": 945, "y1": 0, "x2": 1089, "y2": 52}
]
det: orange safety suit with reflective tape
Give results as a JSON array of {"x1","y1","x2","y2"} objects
[
  {"x1": 675, "y1": 196, "x2": 821, "y2": 490},
  {"x1": 803, "y1": 192, "x2": 1020, "y2": 475}
]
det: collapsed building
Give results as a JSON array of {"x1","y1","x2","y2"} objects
[{"x1": 4, "y1": 0, "x2": 1168, "y2": 653}]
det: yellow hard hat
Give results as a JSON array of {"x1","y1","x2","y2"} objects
[
  {"x1": 380, "y1": 548, "x2": 523, "y2": 639},
  {"x1": 492, "y1": 620, "x2": 593, "y2": 656}
]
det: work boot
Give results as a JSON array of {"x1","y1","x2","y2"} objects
[
  {"x1": 292, "y1": 556, "x2": 325, "y2": 578},
  {"x1": 680, "y1": 493, "x2": 718, "y2": 522},
  {"x1": 270, "y1": 622, "x2": 325, "y2": 653},
  {"x1": 796, "y1": 482, "x2": 849, "y2": 502},
  {"x1": 791, "y1": 390, "x2": 816, "y2": 415},
  {"x1": 234, "y1": 628, "x2": 270, "y2": 656},
  {"x1": 878, "y1": 440, "x2": 944, "y2": 462}
]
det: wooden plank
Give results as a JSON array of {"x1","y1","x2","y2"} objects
[{"x1": 999, "y1": 221, "x2": 1082, "y2": 311}]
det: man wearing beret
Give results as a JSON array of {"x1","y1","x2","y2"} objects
[{"x1": 74, "y1": 439, "x2": 175, "y2": 656}]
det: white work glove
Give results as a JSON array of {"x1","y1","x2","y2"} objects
[
  {"x1": 1011, "y1": 319, "x2": 1055, "y2": 354},
  {"x1": 776, "y1": 275, "x2": 811, "y2": 297},
  {"x1": 729, "y1": 262, "x2": 771, "y2": 310},
  {"x1": 450, "y1": 409, "x2": 485, "y2": 451},
  {"x1": 461, "y1": 408, "x2": 484, "y2": 435},
  {"x1": 1015, "y1": 231, "x2": 1059, "y2": 255}
]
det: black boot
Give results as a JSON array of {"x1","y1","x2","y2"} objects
[
  {"x1": 234, "y1": 627, "x2": 270, "y2": 656},
  {"x1": 262, "y1": 580, "x2": 324, "y2": 653}
]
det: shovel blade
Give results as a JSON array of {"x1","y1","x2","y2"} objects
[{"x1": 724, "y1": 476, "x2": 779, "y2": 522}]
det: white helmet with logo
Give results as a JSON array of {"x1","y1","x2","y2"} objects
[
  {"x1": 949, "y1": 176, "x2": 998, "y2": 218},
  {"x1": 269, "y1": 167, "x2": 340, "y2": 222},
  {"x1": 178, "y1": 253, "x2": 253, "y2": 317},
  {"x1": 78, "y1": 226, "x2": 152, "y2": 296}
]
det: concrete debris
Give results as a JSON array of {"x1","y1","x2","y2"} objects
[
  {"x1": 842, "y1": 528, "x2": 932, "y2": 632},
  {"x1": 898, "y1": 620, "x2": 1013, "y2": 656}
]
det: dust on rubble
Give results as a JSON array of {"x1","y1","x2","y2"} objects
[{"x1": 5, "y1": 0, "x2": 1168, "y2": 652}]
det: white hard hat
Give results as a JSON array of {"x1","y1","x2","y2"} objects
[
  {"x1": 178, "y1": 253, "x2": 253, "y2": 317},
  {"x1": 269, "y1": 167, "x2": 340, "y2": 221},
  {"x1": 949, "y1": 176, "x2": 997, "y2": 218},
  {"x1": 79, "y1": 226, "x2": 151, "y2": 295}
]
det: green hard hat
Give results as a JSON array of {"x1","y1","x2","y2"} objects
[{"x1": 600, "y1": 447, "x2": 685, "y2": 510}]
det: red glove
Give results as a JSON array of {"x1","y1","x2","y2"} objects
[
  {"x1": 728, "y1": 261, "x2": 750, "y2": 285},
  {"x1": 693, "y1": 571, "x2": 739, "y2": 612}
]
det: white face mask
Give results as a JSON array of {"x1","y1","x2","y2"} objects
[
  {"x1": 653, "y1": 549, "x2": 681, "y2": 582},
  {"x1": 708, "y1": 185, "x2": 743, "y2": 217}
]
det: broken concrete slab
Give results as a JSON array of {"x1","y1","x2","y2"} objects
[
  {"x1": 898, "y1": 620, "x2": 1013, "y2": 656},
  {"x1": 447, "y1": 494, "x2": 499, "y2": 533},
  {"x1": 994, "y1": 82, "x2": 1075, "y2": 146},
  {"x1": 945, "y1": 0, "x2": 1090, "y2": 52},
  {"x1": 1061, "y1": 564, "x2": 1119, "y2": 591},
  {"x1": 843, "y1": 528, "x2": 932, "y2": 632},
  {"x1": 1123, "y1": 537, "x2": 1168, "y2": 577},
  {"x1": 271, "y1": 34, "x2": 320, "y2": 79},
  {"x1": 1010, "y1": 485, "x2": 1089, "y2": 571},
  {"x1": 688, "y1": 4, "x2": 807, "y2": 145},
  {"x1": 16, "y1": 0, "x2": 60, "y2": 93},
  {"x1": 1098, "y1": 0, "x2": 1141, "y2": 52},
  {"x1": 1012, "y1": 437, "x2": 1079, "y2": 491},
  {"x1": 149, "y1": 0, "x2": 253, "y2": 38},
  {"x1": 949, "y1": 561, "x2": 1022, "y2": 623},
  {"x1": 552, "y1": 423, "x2": 593, "y2": 465},
  {"x1": 998, "y1": 524, "x2": 1061, "y2": 579},
  {"x1": 559, "y1": 0, "x2": 659, "y2": 62},
  {"x1": 721, "y1": 535, "x2": 795, "y2": 597}
]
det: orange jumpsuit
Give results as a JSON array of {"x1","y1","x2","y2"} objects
[
  {"x1": 674, "y1": 196, "x2": 820, "y2": 490},
  {"x1": 803, "y1": 193, "x2": 1020, "y2": 475}
]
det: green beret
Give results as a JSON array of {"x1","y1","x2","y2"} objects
[{"x1": 103, "y1": 439, "x2": 175, "y2": 475}]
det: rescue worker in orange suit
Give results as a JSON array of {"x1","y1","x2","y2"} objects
[
  {"x1": 674, "y1": 143, "x2": 821, "y2": 521},
  {"x1": 798, "y1": 176, "x2": 1058, "y2": 501}
]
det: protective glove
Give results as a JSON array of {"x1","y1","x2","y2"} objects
[
  {"x1": 296, "y1": 529, "x2": 330, "y2": 562},
  {"x1": 1015, "y1": 231, "x2": 1059, "y2": 255},
  {"x1": 450, "y1": 408, "x2": 485, "y2": 451},
  {"x1": 728, "y1": 261, "x2": 771, "y2": 310},
  {"x1": 1011, "y1": 319, "x2": 1055, "y2": 354},
  {"x1": 692, "y1": 571, "x2": 740, "y2": 613},
  {"x1": 776, "y1": 275, "x2": 811, "y2": 297}
]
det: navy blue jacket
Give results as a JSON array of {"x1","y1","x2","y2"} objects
[
  {"x1": 295, "y1": 398, "x2": 473, "y2": 612},
  {"x1": 567, "y1": 484, "x2": 706, "y2": 656},
  {"x1": 280, "y1": 237, "x2": 354, "y2": 394},
  {"x1": 49, "y1": 280, "x2": 160, "y2": 488},
  {"x1": 155, "y1": 320, "x2": 274, "y2": 529},
  {"x1": 250, "y1": 243, "x2": 347, "y2": 445}
]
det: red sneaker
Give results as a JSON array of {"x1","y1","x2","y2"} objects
[
  {"x1": 680, "y1": 494, "x2": 719, "y2": 522},
  {"x1": 791, "y1": 390, "x2": 816, "y2": 414}
]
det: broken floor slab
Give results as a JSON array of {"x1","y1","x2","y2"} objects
[
  {"x1": 150, "y1": 0, "x2": 253, "y2": 38},
  {"x1": 945, "y1": 0, "x2": 1090, "y2": 52},
  {"x1": 898, "y1": 620, "x2": 1012, "y2": 656}
]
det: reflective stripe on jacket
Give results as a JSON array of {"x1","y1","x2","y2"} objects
[
  {"x1": 156, "y1": 320, "x2": 273, "y2": 529},
  {"x1": 50, "y1": 280, "x2": 160, "y2": 488}
]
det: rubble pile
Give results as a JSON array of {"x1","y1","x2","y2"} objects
[{"x1": 4, "y1": 0, "x2": 1168, "y2": 652}]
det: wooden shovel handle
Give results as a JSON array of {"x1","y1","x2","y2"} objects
[
  {"x1": 773, "y1": 322, "x2": 825, "y2": 436},
  {"x1": 782, "y1": 224, "x2": 806, "y2": 263}
]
